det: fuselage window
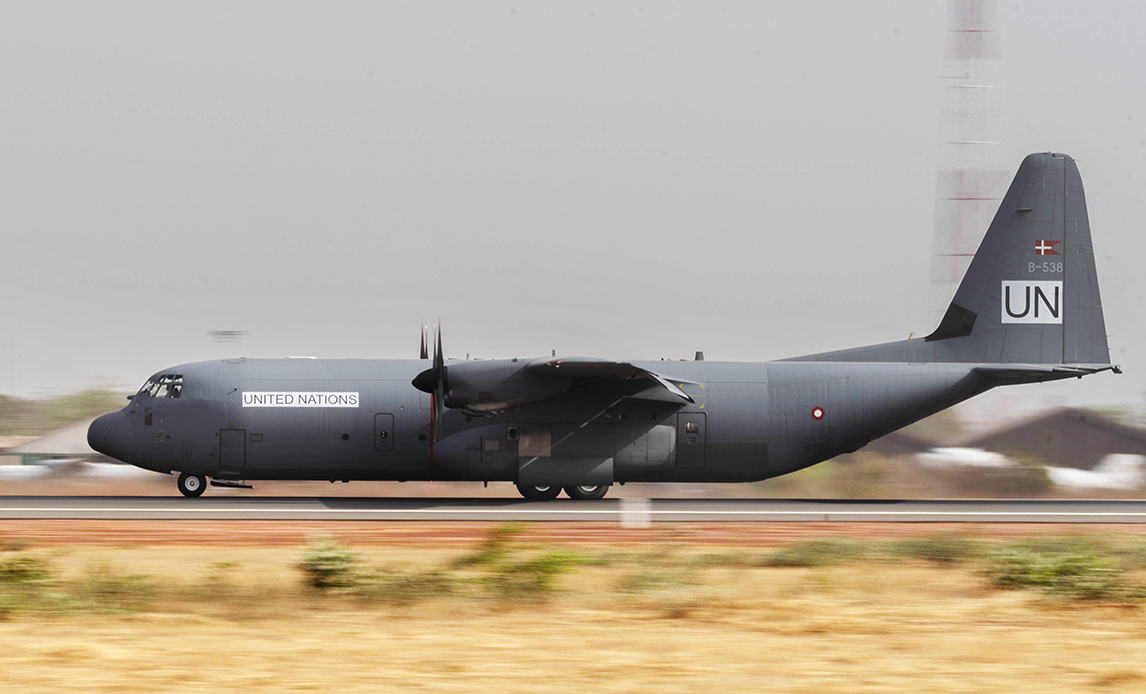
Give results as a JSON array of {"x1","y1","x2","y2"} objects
[{"x1": 137, "y1": 375, "x2": 183, "y2": 398}]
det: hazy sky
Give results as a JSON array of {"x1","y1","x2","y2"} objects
[{"x1": 1, "y1": 1, "x2": 1144, "y2": 423}]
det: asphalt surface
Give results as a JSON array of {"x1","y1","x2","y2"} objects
[{"x1": 0, "y1": 497, "x2": 1144, "y2": 522}]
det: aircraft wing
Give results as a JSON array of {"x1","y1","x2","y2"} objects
[{"x1": 525, "y1": 357, "x2": 695, "y2": 404}]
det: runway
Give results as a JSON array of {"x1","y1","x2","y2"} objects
[{"x1": 0, "y1": 497, "x2": 1145, "y2": 522}]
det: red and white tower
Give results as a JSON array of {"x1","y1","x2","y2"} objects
[{"x1": 929, "y1": 0, "x2": 1008, "y2": 323}]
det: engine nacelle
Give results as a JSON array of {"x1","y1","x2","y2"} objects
[{"x1": 435, "y1": 360, "x2": 570, "y2": 414}]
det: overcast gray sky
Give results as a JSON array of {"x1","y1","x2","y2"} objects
[{"x1": 1, "y1": 1, "x2": 1144, "y2": 422}]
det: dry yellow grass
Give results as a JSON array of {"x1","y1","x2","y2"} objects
[{"x1": 3, "y1": 542, "x2": 1146, "y2": 693}]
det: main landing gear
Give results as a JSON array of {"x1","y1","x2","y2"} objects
[
  {"x1": 177, "y1": 472, "x2": 206, "y2": 498},
  {"x1": 563, "y1": 485, "x2": 609, "y2": 501},
  {"x1": 514, "y1": 483, "x2": 610, "y2": 500}
]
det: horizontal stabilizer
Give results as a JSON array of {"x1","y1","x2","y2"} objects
[{"x1": 974, "y1": 363, "x2": 1120, "y2": 385}]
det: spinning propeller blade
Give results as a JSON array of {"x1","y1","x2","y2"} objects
[
  {"x1": 411, "y1": 322, "x2": 447, "y2": 444},
  {"x1": 432, "y1": 322, "x2": 445, "y2": 441}
]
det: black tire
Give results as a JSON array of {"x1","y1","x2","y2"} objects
[
  {"x1": 563, "y1": 485, "x2": 609, "y2": 501},
  {"x1": 515, "y1": 484, "x2": 561, "y2": 501},
  {"x1": 177, "y1": 473, "x2": 207, "y2": 498}
]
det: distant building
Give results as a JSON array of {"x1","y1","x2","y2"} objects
[{"x1": 960, "y1": 408, "x2": 1146, "y2": 470}]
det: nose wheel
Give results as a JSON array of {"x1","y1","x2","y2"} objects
[{"x1": 177, "y1": 473, "x2": 207, "y2": 498}]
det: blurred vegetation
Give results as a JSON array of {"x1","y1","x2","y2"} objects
[
  {"x1": 749, "y1": 449, "x2": 1110, "y2": 499},
  {"x1": 0, "y1": 389, "x2": 124, "y2": 437},
  {"x1": 616, "y1": 541, "x2": 691, "y2": 593},
  {"x1": 757, "y1": 533, "x2": 1146, "y2": 602},
  {"x1": 756, "y1": 454, "x2": 905, "y2": 498},
  {"x1": 297, "y1": 536, "x2": 457, "y2": 605},
  {"x1": 932, "y1": 463, "x2": 1054, "y2": 498},
  {"x1": 899, "y1": 409, "x2": 967, "y2": 445},
  {"x1": 889, "y1": 534, "x2": 981, "y2": 564},
  {"x1": 297, "y1": 528, "x2": 591, "y2": 604},
  {"x1": 451, "y1": 524, "x2": 592, "y2": 598},
  {"x1": 761, "y1": 535, "x2": 981, "y2": 567},
  {"x1": 764, "y1": 539, "x2": 869, "y2": 568},
  {"x1": 298, "y1": 537, "x2": 361, "y2": 589},
  {"x1": 0, "y1": 553, "x2": 155, "y2": 618},
  {"x1": 4, "y1": 529, "x2": 1146, "y2": 620},
  {"x1": 984, "y1": 543, "x2": 1134, "y2": 601}
]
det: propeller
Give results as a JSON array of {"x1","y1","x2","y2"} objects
[
  {"x1": 412, "y1": 321, "x2": 447, "y2": 443},
  {"x1": 419, "y1": 322, "x2": 429, "y2": 360}
]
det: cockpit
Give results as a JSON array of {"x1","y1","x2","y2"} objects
[{"x1": 137, "y1": 374, "x2": 184, "y2": 399}]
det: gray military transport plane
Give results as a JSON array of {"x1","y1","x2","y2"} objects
[{"x1": 89, "y1": 153, "x2": 1119, "y2": 499}]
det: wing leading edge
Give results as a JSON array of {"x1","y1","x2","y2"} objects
[{"x1": 413, "y1": 356, "x2": 695, "y2": 416}]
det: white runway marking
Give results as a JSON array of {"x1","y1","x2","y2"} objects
[
  {"x1": 2, "y1": 499, "x2": 1146, "y2": 522},
  {"x1": 4, "y1": 507, "x2": 1146, "y2": 517}
]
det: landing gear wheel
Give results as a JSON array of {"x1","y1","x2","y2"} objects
[
  {"x1": 177, "y1": 473, "x2": 207, "y2": 498},
  {"x1": 564, "y1": 485, "x2": 609, "y2": 501},
  {"x1": 515, "y1": 484, "x2": 561, "y2": 501}
]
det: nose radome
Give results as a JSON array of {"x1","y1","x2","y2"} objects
[{"x1": 88, "y1": 412, "x2": 124, "y2": 460}]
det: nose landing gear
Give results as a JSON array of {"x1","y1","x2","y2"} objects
[{"x1": 176, "y1": 472, "x2": 207, "y2": 498}]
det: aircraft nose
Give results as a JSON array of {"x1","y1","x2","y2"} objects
[{"x1": 88, "y1": 412, "x2": 127, "y2": 461}]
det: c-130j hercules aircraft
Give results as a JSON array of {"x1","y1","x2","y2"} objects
[{"x1": 89, "y1": 153, "x2": 1119, "y2": 499}]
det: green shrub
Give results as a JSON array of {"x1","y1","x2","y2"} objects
[
  {"x1": 0, "y1": 555, "x2": 53, "y2": 583},
  {"x1": 764, "y1": 540, "x2": 867, "y2": 568},
  {"x1": 890, "y1": 535, "x2": 980, "y2": 564},
  {"x1": 617, "y1": 566, "x2": 688, "y2": 594},
  {"x1": 354, "y1": 567, "x2": 455, "y2": 605},
  {"x1": 690, "y1": 552, "x2": 758, "y2": 567},
  {"x1": 453, "y1": 524, "x2": 528, "y2": 568},
  {"x1": 492, "y1": 550, "x2": 589, "y2": 596},
  {"x1": 1111, "y1": 538, "x2": 1146, "y2": 569},
  {"x1": 456, "y1": 525, "x2": 590, "y2": 598},
  {"x1": 1007, "y1": 536, "x2": 1105, "y2": 556},
  {"x1": 298, "y1": 538, "x2": 361, "y2": 590},
  {"x1": 985, "y1": 547, "x2": 1131, "y2": 601},
  {"x1": 73, "y1": 563, "x2": 155, "y2": 613}
]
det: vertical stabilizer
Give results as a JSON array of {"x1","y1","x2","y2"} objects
[
  {"x1": 924, "y1": 152, "x2": 1109, "y2": 365},
  {"x1": 789, "y1": 153, "x2": 1111, "y2": 368}
]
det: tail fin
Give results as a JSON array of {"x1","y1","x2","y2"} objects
[
  {"x1": 788, "y1": 153, "x2": 1112, "y2": 367},
  {"x1": 924, "y1": 152, "x2": 1110, "y2": 365}
]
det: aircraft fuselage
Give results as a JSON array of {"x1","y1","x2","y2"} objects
[{"x1": 89, "y1": 356, "x2": 997, "y2": 486}]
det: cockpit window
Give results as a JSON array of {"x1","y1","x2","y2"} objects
[{"x1": 137, "y1": 374, "x2": 183, "y2": 398}]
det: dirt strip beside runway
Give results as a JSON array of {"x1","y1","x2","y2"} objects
[{"x1": 3, "y1": 519, "x2": 1146, "y2": 547}]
